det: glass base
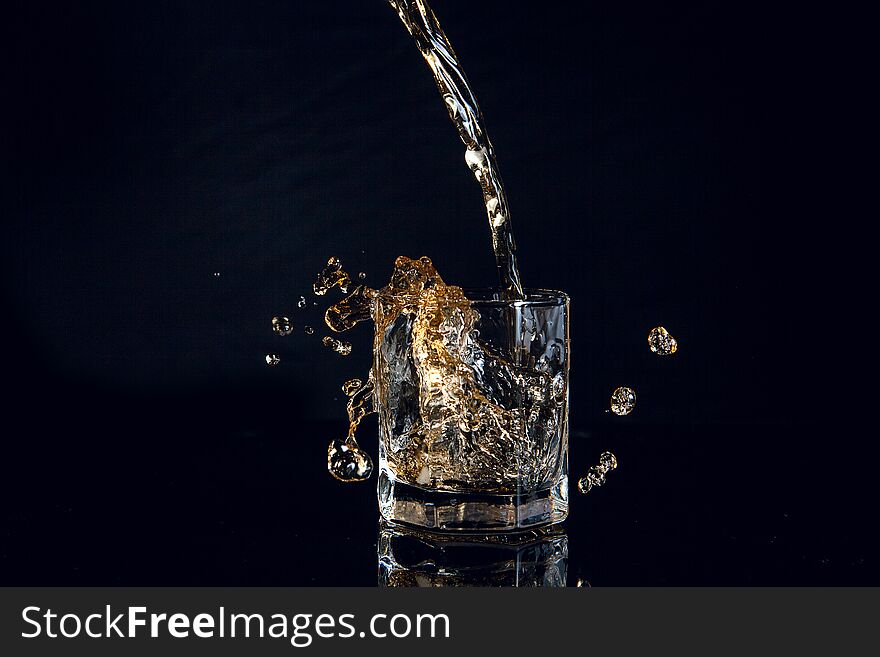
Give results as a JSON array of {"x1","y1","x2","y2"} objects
[{"x1": 377, "y1": 469, "x2": 569, "y2": 532}]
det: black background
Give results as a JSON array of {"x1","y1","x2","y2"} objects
[{"x1": 2, "y1": 1, "x2": 860, "y2": 584}]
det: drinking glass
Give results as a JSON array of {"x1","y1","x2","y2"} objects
[{"x1": 374, "y1": 289, "x2": 570, "y2": 531}]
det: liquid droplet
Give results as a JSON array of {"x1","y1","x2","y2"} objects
[
  {"x1": 313, "y1": 256, "x2": 352, "y2": 296},
  {"x1": 577, "y1": 451, "x2": 618, "y2": 495},
  {"x1": 610, "y1": 386, "x2": 636, "y2": 416},
  {"x1": 322, "y1": 336, "x2": 353, "y2": 356},
  {"x1": 587, "y1": 465, "x2": 606, "y2": 486},
  {"x1": 265, "y1": 354, "x2": 281, "y2": 367},
  {"x1": 327, "y1": 439, "x2": 373, "y2": 482},
  {"x1": 271, "y1": 316, "x2": 293, "y2": 336},
  {"x1": 297, "y1": 296, "x2": 307, "y2": 308},
  {"x1": 342, "y1": 378, "x2": 364, "y2": 396},
  {"x1": 599, "y1": 451, "x2": 618, "y2": 471},
  {"x1": 213, "y1": 272, "x2": 220, "y2": 277},
  {"x1": 357, "y1": 272, "x2": 367, "y2": 280},
  {"x1": 648, "y1": 326, "x2": 678, "y2": 356},
  {"x1": 304, "y1": 325, "x2": 315, "y2": 335}
]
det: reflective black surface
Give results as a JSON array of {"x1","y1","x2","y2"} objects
[{"x1": 1, "y1": 408, "x2": 872, "y2": 585}]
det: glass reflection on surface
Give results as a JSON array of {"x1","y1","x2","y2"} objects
[{"x1": 377, "y1": 522, "x2": 568, "y2": 587}]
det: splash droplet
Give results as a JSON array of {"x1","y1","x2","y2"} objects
[
  {"x1": 599, "y1": 451, "x2": 618, "y2": 472},
  {"x1": 577, "y1": 451, "x2": 618, "y2": 495},
  {"x1": 357, "y1": 272, "x2": 367, "y2": 280},
  {"x1": 271, "y1": 316, "x2": 293, "y2": 336},
  {"x1": 327, "y1": 439, "x2": 373, "y2": 482},
  {"x1": 313, "y1": 256, "x2": 352, "y2": 296},
  {"x1": 322, "y1": 336, "x2": 353, "y2": 356},
  {"x1": 265, "y1": 354, "x2": 281, "y2": 366},
  {"x1": 342, "y1": 378, "x2": 363, "y2": 396},
  {"x1": 297, "y1": 296, "x2": 307, "y2": 308},
  {"x1": 586, "y1": 465, "x2": 606, "y2": 487},
  {"x1": 304, "y1": 325, "x2": 315, "y2": 335},
  {"x1": 610, "y1": 386, "x2": 636, "y2": 416},
  {"x1": 648, "y1": 326, "x2": 678, "y2": 356},
  {"x1": 325, "y1": 285, "x2": 375, "y2": 332}
]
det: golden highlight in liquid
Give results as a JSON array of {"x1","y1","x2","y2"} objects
[{"x1": 325, "y1": 256, "x2": 566, "y2": 492}]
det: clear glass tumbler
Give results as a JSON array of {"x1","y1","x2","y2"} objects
[{"x1": 374, "y1": 289, "x2": 570, "y2": 531}]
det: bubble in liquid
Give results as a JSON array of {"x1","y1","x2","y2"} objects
[
  {"x1": 271, "y1": 316, "x2": 294, "y2": 336},
  {"x1": 610, "y1": 386, "x2": 636, "y2": 416},
  {"x1": 297, "y1": 296, "x2": 307, "y2": 308},
  {"x1": 551, "y1": 372, "x2": 566, "y2": 402},
  {"x1": 322, "y1": 336, "x2": 353, "y2": 356},
  {"x1": 265, "y1": 354, "x2": 281, "y2": 366},
  {"x1": 304, "y1": 325, "x2": 315, "y2": 335},
  {"x1": 342, "y1": 378, "x2": 363, "y2": 396},
  {"x1": 648, "y1": 326, "x2": 678, "y2": 356},
  {"x1": 313, "y1": 256, "x2": 352, "y2": 296},
  {"x1": 327, "y1": 439, "x2": 373, "y2": 482}
]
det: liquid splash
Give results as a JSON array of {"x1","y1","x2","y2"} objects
[
  {"x1": 324, "y1": 256, "x2": 566, "y2": 492},
  {"x1": 313, "y1": 256, "x2": 351, "y2": 296},
  {"x1": 327, "y1": 373, "x2": 377, "y2": 482},
  {"x1": 577, "y1": 451, "x2": 618, "y2": 494},
  {"x1": 265, "y1": 354, "x2": 281, "y2": 367},
  {"x1": 387, "y1": 0, "x2": 523, "y2": 299}
]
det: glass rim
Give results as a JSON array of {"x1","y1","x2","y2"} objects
[
  {"x1": 462, "y1": 287, "x2": 569, "y2": 308},
  {"x1": 372, "y1": 287, "x2": 569, "y2": 307}
]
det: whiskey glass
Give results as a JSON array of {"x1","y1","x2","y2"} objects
[{"x1": 374, "y1": 289, "x2": 570, "y2": 531}]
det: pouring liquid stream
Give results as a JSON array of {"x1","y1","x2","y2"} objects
[{"x1": 388, "y1": 0, "x2": 525, "y2": 300}]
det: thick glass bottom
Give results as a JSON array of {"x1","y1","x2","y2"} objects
[{"x1": 377, "y1": 469, "x2": 569, "y2": 532}]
